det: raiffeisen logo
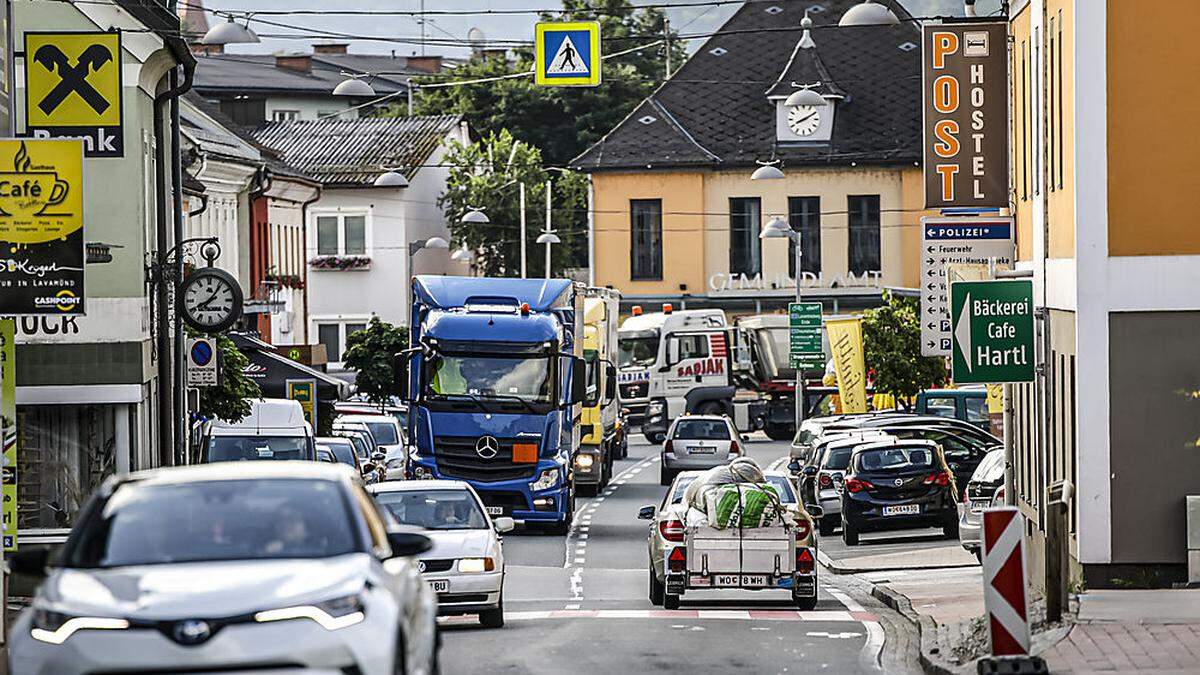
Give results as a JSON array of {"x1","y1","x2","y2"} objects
[{"x1": 33, "y1": 289, "x2": 80, "y2": 312}]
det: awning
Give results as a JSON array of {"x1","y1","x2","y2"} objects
[{"x1": 231, "y1": 333, "x2": 349, "y2": 401}]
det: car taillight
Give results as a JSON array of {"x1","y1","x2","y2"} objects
[
  {"x1": 923, "y1": 471, "x2": 951, "y2": 487},
  {"x1": 962, "y1": 487, "x2": 970, "y2": 502},
  {"x1": 664, "y1": 440, "x2": 673, "y2": 453},
  {"x1": 660, "y1": 519, "x2": 685, "y2": 543},
  {"x1": 793, "y1": 514, "x2": 811, "y2": 540},
  {"x1": 729, "y1": 440, "x2": 740, "y2": 455},
  {"x1": 845, "y1": 478, "x2": 872, "y2": 493},
  {"x1": 796, "y1": 547, "x2": 815, "y2": 575},
  {"x1": 819, "y1": 473, "x2": 833, "y2": 489},
  {"x1": 667, "y1": 546, "x2": 687, "y2": 573}
]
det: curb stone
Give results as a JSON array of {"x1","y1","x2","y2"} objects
[{"x1": 870, "y1": 584, "x2": 967, "y2": 675}]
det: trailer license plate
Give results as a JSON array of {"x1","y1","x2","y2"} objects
[
  {"x1": 485, "y1": 506, "x2": 504, "y2": 516},
  {"x1": 882, "y1": 504, "x2": 921, "y2": 516},
  {"x1": 428, "y1": 579, "x2": 450, "y2": 593},
  {"x1": 713, "y1": 574, "x2": 770, "y2": 587}
]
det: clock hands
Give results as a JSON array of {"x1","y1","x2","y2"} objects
[{"x1": 793, "y1": 111, "x2": 817, "y2": 125}]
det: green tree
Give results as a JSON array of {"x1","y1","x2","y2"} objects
[
  {"x1": 439, "y1": 129, "x2": 588, "y2": 277},
  {"x1": 343, "y1": 317, "x2": 410, "y2": 407},
  {"x1": 192, "y1": 330, "x2": 261, "y2": 423},
  {"x1": 400, "y1": 0, "x2": 684, "y2": 167},
  {"x1": 862, "y1": 292, "x2": 947, "y2": 408}
]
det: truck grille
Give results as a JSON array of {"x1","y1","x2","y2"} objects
[
  {"x1": 620, "y1": 382, "x2": 648, "y2": 399},
  {"x1": 434, "y1": 436, "x2": 539, "y2": 482}
]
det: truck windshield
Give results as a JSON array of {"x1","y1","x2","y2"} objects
[
  {"x1": 618, "y1": 330, "x2": 659, "y2": 368},
  {"x1": 426, "y1": 354, "x2": 552, "y2": 403}
]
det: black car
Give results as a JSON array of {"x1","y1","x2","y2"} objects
[{"x1": 840, "y1": 440, "x2": 959, "y2": 546}]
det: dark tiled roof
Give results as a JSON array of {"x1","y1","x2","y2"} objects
[
  {"x1": 573, "y1": 0, "x2": 920, "y2": 171},
  {"x1": 252, "y1": 115, "x2": 461, "y2": 187},
  {"x1": 192, "y1": 53, "x2": 414, "y2": 96}
]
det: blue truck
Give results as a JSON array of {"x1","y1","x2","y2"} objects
[{"x1": 397, "y1": 276, "x2": 588, "y2": 534}]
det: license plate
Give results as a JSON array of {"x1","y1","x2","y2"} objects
[
  {"x1": 428, "y1": 579, "x2": 450, "y2": 593},
  {"x1": 713, "y1": 574, "x2": 770, "y2": 587},
  {"x1": 882, "y1": 504, "x2": 921, "y2": 516},
  {"x1": 970, "y1": 499, "x2": 991, "y2": 512},
  {"x1": 485, "y1": 506, "x2": 504, "y2": 516},
  {"x1": 688, "y1": 446, "x2": 716, "y2": 454}
]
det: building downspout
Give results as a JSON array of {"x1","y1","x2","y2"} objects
[{"x1": 299, "y1": 182, "x2": 322, "y2": 344}]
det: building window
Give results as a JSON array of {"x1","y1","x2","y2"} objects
[
  {"x1": 1056, "y1": 10, "x2": 1064, "y2": 190},
  {"x1": 17, "y1": 405, "x2": 119, "y2": 529},
  {"x1": 787, "y1": 196, "x2": 821, "y2": 277},
  {"x1": 847, "y1": 195, "x2": 880, "y2": 274},
  {"x1": 729, "y1": 197, "x2": 762, "y2": 276},
  {"x1": 317, "y1": 320, "x2": 368, "y2": 364},
  {"x1": 272, "y1": 109, "x2": 300, "y2": 122},
  {"x1": 630, "y1": 199, "x2": 663, "y2": 281},
  {"x1": 315, "y1": 213, "x2": 367, "y2": 256}
]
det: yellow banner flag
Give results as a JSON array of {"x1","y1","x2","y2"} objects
[{"x1": 826, "y1": 318, "x2": 868, "y2": 414}]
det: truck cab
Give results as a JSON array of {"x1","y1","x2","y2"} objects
[
  {"x1": 618, "y1": 306, "x2": 726, "y2": 442},
  {"x1": 401, "y1": 276, "x2": 587, "y2": 535},
  {"x1": 575, "y1": 288, "x2": 621, "y2": 495}
]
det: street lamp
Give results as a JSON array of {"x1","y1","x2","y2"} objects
[
  {"x1": 839, "y1": 0, "x2": 901, "y2": 27},
  {"x1": 450, "y1": 245, "x2": 474, "y2": 264},
  {"x1": 202, "y1": 16, "x2": 260, "y2": 45},
  {"x1": 333, "y1": 75, "x2": 376, "y2": 97},
  {"x1": 373, "y1": 169, "x2": 409, "y2": 188},
  {"x1": 461, "y1": 208, "x2": 490, "y2": 225},
  {"x1": 760, "y1": 216, "x2": 807, "y2": 431},
  {"x1": 751, "y1": 161, "x2": 785, "y2": 181},
  {"x1": 536, "y1": 231, "x2": 560, "y2": 279}
]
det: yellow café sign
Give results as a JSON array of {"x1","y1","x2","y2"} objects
[{"x1": 0, "y1": 139, "x2": 85, "y2": 315}]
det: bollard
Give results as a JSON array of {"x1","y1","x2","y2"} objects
[{"x1": 1045, "y1": 480, "x2": 1073, "y2": 624}]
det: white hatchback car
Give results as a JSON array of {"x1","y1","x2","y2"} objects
[
  {"x1": 336, "y1": 414, "x2": 407, "y2": 479},
  {"x1": 8, "y1": 462, "x2": 439, "y2": 675},
  {"x1": 370, "y1": 480, "x2": 511, "y2": 627},
  {"x1": 660, "y1": 415, "x2": 743, "y2": 485}
]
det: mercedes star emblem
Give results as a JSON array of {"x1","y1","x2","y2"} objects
[
  {"x1": 476, "y1": 436, "x2": 500, "y2": 459},
  {"x1": 172, "y1": 619, "x2": 213, "y2": 646},
  {"x1": 894, "y1": 478, "x2": 904, "y2": 487}
]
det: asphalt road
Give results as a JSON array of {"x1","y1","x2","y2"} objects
[{"x1": 439, "y1": 434, "x2": 911, "y2": 674}]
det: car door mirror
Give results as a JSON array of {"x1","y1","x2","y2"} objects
[
  {"x1": 788, "y1": 459, "x2": 802, "y2": 472},
  {"x1": 637, "y1": 505, "x2": 656, "y2": 520},
  {"x1": 805, "y1": 504, "x2": 825, "y2": 520},
  {"x1": 372, "y1": 451, "x2": 386, "y2": 462},
  {"x1": 493, "y1": 516, "x2": 515, "y2": 533},
  {"x1": 386, "y1": 530, "x2": 433, "y2": 558},
  {"x1": 10, "y1": 547, "x2": 52, "y2": 577},
  {"x1": 802, "y1": 465, "x2": 818, "y2": 477}
]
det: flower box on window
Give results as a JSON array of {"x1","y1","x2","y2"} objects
[{"x1": 309, "y1": 255, "x2": 371, "y2": 271}]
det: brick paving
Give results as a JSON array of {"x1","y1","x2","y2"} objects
[{"x1": 1042, "y1": 621, "x2": 1200, "y2": 673}]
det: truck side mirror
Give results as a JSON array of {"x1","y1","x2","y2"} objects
[
  {"x1": 569, "y1": 357, "x2": 587, "y2": 406},
  {"x1": 392, "y1": 352, "x2": 410, "y2": 401},
  {"x1": 666, "y1": 337, "x2": 680, "y2": 366},
  {"x1": 604, "y1": 364, "x2": 617, "y2": 404}
]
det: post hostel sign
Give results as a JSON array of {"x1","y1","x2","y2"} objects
[{"x1": 923, "y1": 22, "x2": 1008, "y2": 208}]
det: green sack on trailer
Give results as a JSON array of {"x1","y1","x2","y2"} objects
[{"x1": 704, "y1": 483, "x2": 783, "y2": 529}]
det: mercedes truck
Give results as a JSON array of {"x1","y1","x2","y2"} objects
[{"x1": 398, "y1": 276, "x2": 588, "y2": 534}]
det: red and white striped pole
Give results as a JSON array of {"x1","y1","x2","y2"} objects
[{"x1": 982, "y1": 506, "x2": 1031, "y2": 656}]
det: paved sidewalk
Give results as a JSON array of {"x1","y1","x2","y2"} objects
[{"x1": 1041, "y1": 590, "x2": 1200, "y2": 674}]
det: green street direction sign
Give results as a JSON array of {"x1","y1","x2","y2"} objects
[
  {"x1": 950, "y1": 280, "x2": 1035, "y2": 383},
  {"x1": 789, "y1": 302, "x2": 824, "y2": 369}
]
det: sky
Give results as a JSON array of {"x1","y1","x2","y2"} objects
[{"x1": 200, "y1": 0, "x2": 1006, "y2": 58}]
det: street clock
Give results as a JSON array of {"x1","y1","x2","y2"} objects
[{"x1": 179, "y1": 267, "x2": 243, "y2": 333}]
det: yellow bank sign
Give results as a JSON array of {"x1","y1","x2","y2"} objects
[{"x1": 24, "y1": 32, "x2": 123, "y2": 157}]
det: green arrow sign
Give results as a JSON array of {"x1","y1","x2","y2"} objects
[
  {"x1": 789, "y1": 302, "x2": 824, "y2": 369},
  {"x1": 949, "y1": 280, "x2": 1035, "y2": 384}
]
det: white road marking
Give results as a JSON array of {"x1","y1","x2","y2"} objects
[{"x1": 827, "y1": 587, "x2": 884, "y2": 672}]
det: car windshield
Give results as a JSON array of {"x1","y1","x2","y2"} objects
[
  {"x1": 339, "y1": 433, "x2": 370, "y2": 459},
  {"x1": 824, "y1": 447, "x2": 855, "y2": 470},
  {"x1": 324, "y1": 441, "x2": 357, "y2": 468},
  {"x1": 669, "y1": 475, "x2": 796, "y2": 504},
  {"x1": 856, "y1": 447, "x2": 936, "y2": 472},
  {"x1": 206, "y1": 436, "x2": 310, "y2": 462},
  {"x1": 65, "y1": 479, "x2": 359, "y2": 567},
  {"x1": 364, "y1": 422, "x2": 399, "y2": 445},
  {"x1": 316, "y1": 447, "x2": 335, "y2": 463},
  {"x1": 673, "y1": 419, "x2": 731, "y2": 440},
  {"x1": 426, "y1": 354, "x2": 552, "y2": 403},
  {"x1": 618, "y1": 332, "x2": 659, "y2": 368},
  {"x1": 374, "y1": 490, "x2": 488, "y2": 530}
]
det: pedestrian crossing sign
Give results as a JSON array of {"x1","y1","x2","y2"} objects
[{"x1": 535, "y1": 21, "x2": 601, "y2": 87}]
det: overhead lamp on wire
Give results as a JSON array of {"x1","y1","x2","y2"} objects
[
  {"x1": 750, "y1": 160, "x2": 785, "y2": 181},
  {"x1": 838, "y1": 0, "x2": 901, "y2": 27},
  {"x1": 373, "y1": 168, "x2": 409, "y2": 188},
  {"x1": 202, "y1": 16, "x2": 260, "y2": 45},
  {"x1": 333, "y1": 74, "x2": 376, "y2": 97},
  {"x1": 461, "y1": 208, "x2": 490, "y2": 225},
  {"x1": 784, "y1": 82, "x2": 828, "y2": 108}
]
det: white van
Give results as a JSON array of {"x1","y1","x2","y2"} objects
[{"x1": 198, "y1": 398, "x2": 316, "y2": 463}]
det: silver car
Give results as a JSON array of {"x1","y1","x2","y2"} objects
[
  {"x1": 336, "y1": 414, "x2": 407, "y2": 480},
  {"x1": 959, "y1": 449, "x2": 1006, "y2": 560},
  {"x1": 639, "y1": 469, "x2": 815, "y2": 604},
  {"x1": 370, "y1": 480, "x2": 512, "y2": 627},
  {"x1": 9, "y1": 462, "x2": 439, "y2": 675},
  {"x1": 660, "y1": 415, "x2": 743, "y2": 485},
  {"x1": 807, "y1": 432, "x2": 896, "y2": 536}
]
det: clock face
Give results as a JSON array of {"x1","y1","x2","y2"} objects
[
  {"x1": 787, "y1": 105, "x2": 822, "y2": 137},
  {"x1": 181, "y1": 268, "x2": 243, "y2": 332}
]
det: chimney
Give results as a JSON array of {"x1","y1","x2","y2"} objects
[
  {"x1": 406, "y1": 55, "x2": 443, "y2": 73},
  {"x1": 275, "y1": 53, "x2": 312, "y2": 73},
  {"x1": 313, "y1": 43, "x2": 349, "y2": 55}
]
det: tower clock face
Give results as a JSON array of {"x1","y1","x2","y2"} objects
[{"x1": 787, "y1": 105, "x2": 822, "y2": 136}]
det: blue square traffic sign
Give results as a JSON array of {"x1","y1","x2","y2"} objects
[{"x1": 535, "y1": 22, "x2": 601, "y2": 87}]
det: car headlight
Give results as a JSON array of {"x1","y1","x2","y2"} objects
[
  {"x1": 254, "y1": 592, "x2": 366, "y2": 631},
  {"x1": 458, "y1": 557, "x2": 496, "y2": 573},
  {"x1": 30, "y1": 608, "x2": 129, "y2": 644},
  {"x1": 530, "y1": 468, "x2": 559, "y2": 491},
  {"x1": 575, "y1": 454, "x2": 594, "y2": 469},
  {"x1": 386, "y1": 458, "x2": 405, "y2": 470}
]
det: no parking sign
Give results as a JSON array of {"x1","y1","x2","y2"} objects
[{"x1": 186, "y1": 337, "x2": 219, "y2": 387}]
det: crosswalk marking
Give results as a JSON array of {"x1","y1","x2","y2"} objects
[{"x1": 439, "y1": 609, "x2": 876, "y2": 624}]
